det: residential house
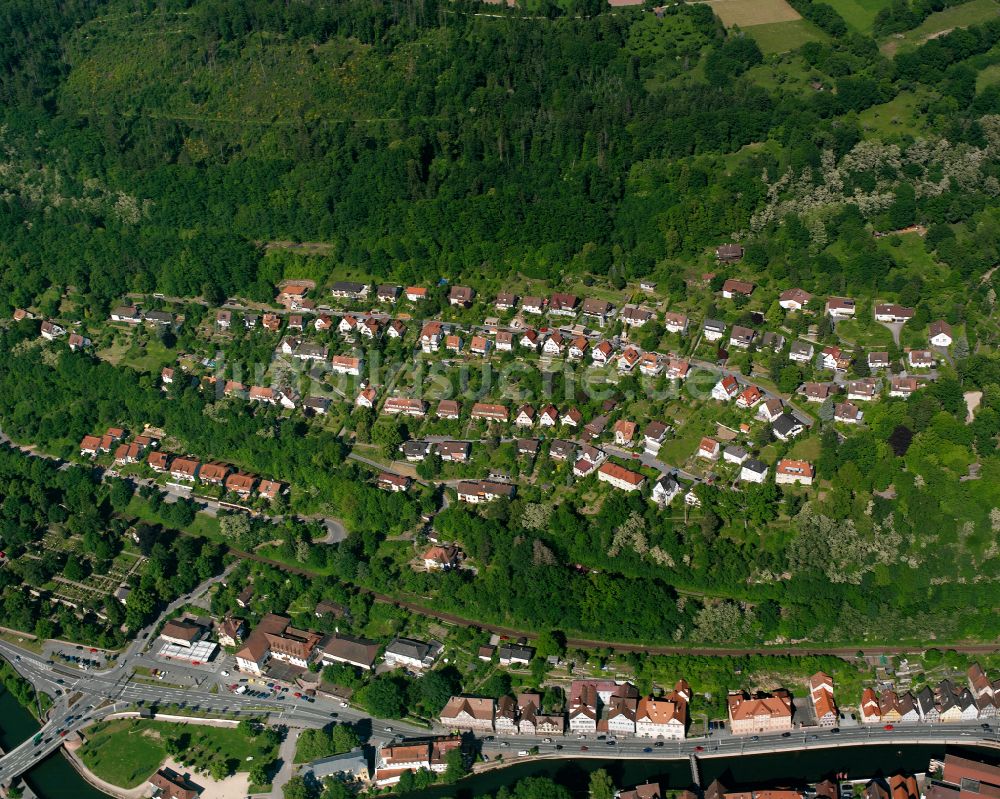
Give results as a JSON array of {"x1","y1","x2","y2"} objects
[
  {"x1": 401, "y1": 441, "x2": 433, "y2": 462},
  {"x1": 568, "y1": 336, "x2": 588, "y2": 360},
  {"x1": 548, "y1": 293, "x2": 579, "y2": 316},
  {"x1": 517, "y1": 439, "x2": 540, "y2": 457},
  {"x1": 729, "y1": 325, "x2": 755, "y2": 348},
  {"x1": 542, "y1": 333, "x2": 565, "y2": 356},
  {"x1": 822, "y1": 346, "x2": 850, "y2": 371},
  {"x1": 470, "y1": 335, "x2": 490, "y2": 356},
  {"x1": 148, "y1": 769, "x2": 199, "y2": 799},
  {"x1": 445, "y1": 334, "x2": 462, "y2": 353},
  {"x1": 664, "y1": 312, "x2": 689, "y2": 335},
  {"x1": 736, "y1": 385, "x2": 763, "y2": 409},
  {"x1": 495, "y1": 331, "x2": 514, "y2": 351},
  {"x1": 424, "y1": 545, "x2": 460, "y2": 571},
  {"x1": 722, "y1": 279, "x2": 754, "y2": 299},
  {"x1": 437, "y1": 441, "x2": 470, "y2": 463},
  {"x1": 716, "y1": 244, "x2": 744, "y2": 263},
  {"x1": 314, "y1": 315, "x2": 333, "y2": 332},
  {"x1": 651, "y1": 476, "x2": 681, "y2": 506},
  {"x1": 40, "y1": 321, "x2": 66, "y2": 341},
  {"x1": 618, "y1": 347, "x2": 641, "y2": 373},
  {"x1": 874, "y1": 304, "x2": 915, "y2": 323},
  {"x1": 374, "y1": 738, "x2": 461, "y2": 787},
  {"x1": 847, "y1": 378, "x2": 878, "y2": 401},
  {"x1": 908, "y1": 350, "x2": 935, "y2": 368},
  {"x1": 562, "y1": 407, "x2": 583, "y2": 428},
  {"x1": 377, "y1": 473, "x2": 411, "y2": 493},
  {"x1": 916, "y1": 686, "x2": 939, "y2": 723},
  {"x1": 703, "y1": 319, "x2": 726, "y2": 341},
  {"x1": 356, "y1": 387, "x2": 377, "y2": 408},
  {"x1": 868, "y1": 352, "x2": 890, "y2": 370},
  {"x1": 495, "y1": 696, "x2": 519, "y2": 735},
  {"x1": 740, "y1": 459, "x2": 768, "y2": 484},
  {"x1": 405, "y1": 287, "x2": 427, "y2": 302},
  {"x1": 620, "y1": 305, "x2": 654, "y2": 328},
  {"x1": 377, "y1": 284, "x2": 401, "y2": 303},
  {"x1": 498, "y1": 643, "x2": 535, "y2": 667},
  {"x1": 387, "y1": 320, "x2": 406, "y2": 339},
  {"x1": 111, "y1": 306, "x2": 142, "y2": 324},
  {"x1": 789, "y1": 341, "x2": 814, "y2": 363},
  {"x1": 802, "y1": 382, "x2": 832, "y2": 403},
  {"x1": 592, "y1": 340, "x2": 614, "y2": 366},
  {"x1": 420, "y1": 322, "x2": 443, "y2": 352},
  {"x1": 262, "y1": 313, "x2": 281, "y2": 332},
  {"x1": 581, "y1": 298, "x2": 613, "y2": 326},
  {"x1": 890, "y1": 377, "x2": 920, "y2": 397},
  {"x1": 712, "y1": 375, "x2": 740, "y2": 401},
  {"x1": 518, "y1": 329, "x2": 540, "y2": 350},
  {"x1": 639, "y1": 352, "x2": 663, "y2": 377},
  {"x1": 619, "y1": 784, "x2": 663, "y2": 799},
  {"x1": 538, "y1": 405, "x2": 559, "y2": 427},
  {"x1": 147, "y1": 452, "x2": 171, "y2": 472},
  {"x1": 825, "y1": 297, "x2": 856, "y2": 318},
  {"x1": 771, "y1": 413, "x2": 804, "y2": 441},
  {"x1": 860, "y1": 688, "x2": 881, "y2": 724},
  {"x1": 723, "y1": 445, "x2": 748, "y2": 466},
  {"x1": 169, "y1": 457, "x2": 201, "y2": 482},
  {"x1": 225, "y1": 473, "x2": 258, "y2": 497},
  {"x1": 597, "y1": 462, "x2": 645, "y2": 492},
  {"x1": 834, "y1": 402, "x2": 864, "y2": 424},
  {"x1": 779, "y1": 288, "x2": 813, "y2": 311},
  {"x1": 775, "y1": 459, "x2": 813, "y2": 486},
  {"x1": 522, "y1": 296, "x2": 545, "y2": 315},
  {"x1": 666, "y1": 359, "x2": 690, "y2": 381},
  {"x1": 643, "y1": 421, "x2": 668, "y2": 454},
  {"x1": 635, "y1": 682, "x2": 690, "y2": 739},
  {"x1": 383, "y1": 638, "x2": 440, "y2": 671},
  {"x1": 330, "y1": 281, "x2": 369, "y2": 300},
  {"x1": 757, "y1": 397, "x2": 783, "y2": 423},
  {"x1": 698, "y1": 437, "x2": 721, "y2": 460},
  {"x1": 216, "y1": 310, "x2": 232, "y2": 329},
  {"x1": 448, "y1": 286, "x2": 475, "y2": 307},
  {"x1": 761, "y1": 331, "x2": 785, "y2": 352},
  {"x1": 930, "y1": 320, "x2": 953, "y2": 348},
  {"x1": 495, "y1": 292, "x2": 518, "y2": 311},
  {"x1": 217, "y1": 617, "x2": 245, "y2": 648},
  {"x1": 549, "y1": 440, "x2": 576, "y2": 461},
  {"x1": 330, "y1": 356, "x2": 362, "y2": 376},
  {"x1": 614, "y1": 419, "x2": 637, "y2": 446}
]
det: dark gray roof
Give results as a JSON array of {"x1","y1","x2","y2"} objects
[
  {"x1": 743, "y1": 459, "x2": 768, "y2": 474},
  {"x1": 772, "y1": 413, "x2": 801, "y2": 437}
]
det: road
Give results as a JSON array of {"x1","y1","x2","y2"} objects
[{"x1": 481, "y1": 721, "x2": 1000, "y2": 763}]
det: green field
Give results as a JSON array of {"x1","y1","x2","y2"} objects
[
  {"x1": 125, "y1": 496, "x2": 223, "y2": 542},
  {"x1": 746, "y1": 19, "x2": 829, "y2": 53},
  {"x1": 882, "y1": 0, "x2": 1000, "y2": 54},
  {"x1": 79, "y1": 719, "x2": 275, "y2": 789},
  {"x1": 825, "y1": 0, "x2": 892, "y2": 32},
  {"x1": 857, "y1": 89, "x2": 931, "y2": 137}
]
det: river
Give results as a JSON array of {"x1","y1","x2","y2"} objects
[
  {"x1": 405, "y1": 743, "x2": 999, "y2": 799},
  {"x1": 0, "y1": 686, "x2": 105, "y2": 799}
]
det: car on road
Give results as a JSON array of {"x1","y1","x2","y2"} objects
[
  {"x1": 751, "y1": 735, "x2": 759, "y2": 742},
  {"x1": 580, "y1": 746, "x2": 589, "y2": 752},
  {"x1": 543, "y1": 738, "x2": 552, "y2": 743},
  {"x1": 642, "y1": 747, "x2": 653, "y2": 753},
  {"x1": 831, "y1": 728, "x2": 840, "y2": 734},
  {"x1": 694, "y1": 746, "x2": 704, "y2": 752},
  {"x1": 982, "y1": 723, "x2": 992, "y2": 731},
  {"x1": 518, "y1": 750, "x2": 529, "y2": 756},
  {"x1": 606, "y1": 740, "x2": 616, "y2": 746},
  {"x1": 883, "y1": 724, "x2": 894, "y2": 731},
  {"x1": 339, "y1": 702, "x2": 348, "y2": 708},
  {"x1": 221, "y1": 671, "x2": 229, "y2": 677},
  {"x1": 781, "y1": 732, "x2": 791, "y2": 738},
  {"x1": 808, "y1": 734, "x2": 818, "y2": 740},
  {"x1": 654, "y1": 741, "x2": 664, "y2": 747}
]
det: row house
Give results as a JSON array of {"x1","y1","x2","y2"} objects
[
  {"x1": 809, "y1": 672, "x2": 838, "y2": 727},
  {"x1": 471, "y1": 402, "x2": 508, "y2": 423},
  {"x1": 635, "y1": 681, "x2": 691, "y2": 739},
  {"x1": 727, "y1": 690, "x2": 793, "y2": 735},
  {"x1": 437, "y1": 399, "x2": 460, "y2": 419},
  {"x1": 383, "y1": 397, "x2": 427, "y2": 417},
  {"x1": 597, "y1": 462, "x2": 645, "y2": 492},
  {"x1": 569, "y1": 680, "x2": 640, "y2": 735},
  {"x1": 456, "y1": 480, "x2": 516, "y2": 503},
  {"x1": 440, "y1": 696, "x2": 495, "y2": 732},
  {"x1": 170, "y1": 457, "x2": 201, "y2": 482}
]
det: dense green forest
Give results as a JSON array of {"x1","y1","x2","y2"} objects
[{"x1": 4, "y1": 0, "x2": 1000, "y2": 312}]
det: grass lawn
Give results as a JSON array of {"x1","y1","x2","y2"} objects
[
  {"x1": 857, "y1": 89, "x2": 931, "y2": 137},
  {"x1": 876, "y1": 232, "x2": 942, "y2": 276},
  {"x1": 124, "y1": 496, "x2": 223, "y2": 542},
  {"x1": 834, "y1": 318, "x2": 894, "y2": 348},
  {"x1": 79, "y1": 719, "x2": 276, "y2": 789},
  {"x1": 787, "y1": 435, "x2": 822, "y2": 461},
  {"x1": 977, "y1": 60, "x2": 1000, "y2": 90},
  {"x1": 882, "y1": 0, "x2": 1000, "y2": 54},
  {"x1": 825, "y1": 0, "x2": 892, "y2": 32},
  {"x1": 121, "y1": 337, "x2": 176, "y2": 374},
  {"x1": 746, "y1": 19, "x2": 829, "y2": 53}
]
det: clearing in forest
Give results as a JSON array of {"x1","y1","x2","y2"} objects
[{"x1": 700, "y1": 0, "x2": 801, "y2": 28}]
